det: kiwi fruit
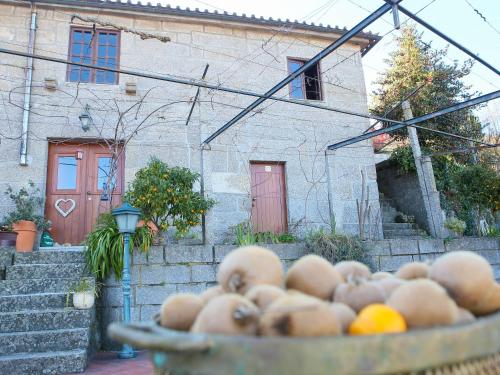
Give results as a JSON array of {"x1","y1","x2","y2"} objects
[
  {"x1": 330, "y1": 302, "x2": 356, "y2": 333},
  {"x1": 285, "y1": 255, "x2": 343, "y2": 300},
  {"x1": 374, "y1": 277, "x2": 405, "y2": 299},
  {"x1": 455, "y1": 307, "x2": 476, "y2": 325},
  {"x1": 395, "y1": 262, "x2": 429, "y2": 280},
  {"x1": 371, "y1": 272, "x2": 393, "y2": 281},
  {"x1": 387, "y1": 279, "x2": 458, "y2": 328},
  {"x1": 191, "y1": 294, "x2": 259, "y2": 335},
  {"x1": 429, "y1": 251, "x2": 500, "y2": 315},
  {"x1": 259, "y1": 294, "x2": 341, "y2": 337},
  {"x1": 333, "y1": 279, "x2": 386, "y2": 312},
  {"x1": 217, "y1": 246, "x2": 284, "y2": 294},
  {"x1": 160, "y1": 293, "x2": 204, "y2": 331},
  {"x1": 245, "y1": 284, "x2": 286, "y2": 311},
  {"x1": 334, "y1": 261, "x2": 371, "y2": 280},
  {"x1": 199, "y1": 285, "x2": 224, "y2": 304}
]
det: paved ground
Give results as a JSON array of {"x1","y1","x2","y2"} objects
[{"x1": 75, "y1": 351, "x2": 154, "y2": 375}]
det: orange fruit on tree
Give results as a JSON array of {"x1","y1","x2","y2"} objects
[{"x1": 349, "y1": 304, "x2": 407, "y2": 335}]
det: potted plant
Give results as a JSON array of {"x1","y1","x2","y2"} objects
[
  {"x1": 66, "y1": 278, "x2": 99, "y2": 309},
  {"x1": 3, "y1": 181, "x2": 49, "y2": 252}
]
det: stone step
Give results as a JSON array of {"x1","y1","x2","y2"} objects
[
  {"x1": 6, "y1": 263, "x2": 90, "y2": 280},
  {"x1": 383, "y1": 229, "x2": 426, "y2": 237},
  {"x1": 0, "y1": 308, "x2": 93, "y2": 333},
  {"x1": 0, "y1": 292, "x2": 68, "y2": 312},
  {"x1": 384, "y1": 235, "x2": 426, "y2": 239},
  {"x1": 14, "y1": 248, "x2": 85, "y2": 265},
  {"x1": 382, "y1": 223, "x2": 415, "y2": 230},
  {"x1": 0, "y1": 328, "x2": 89, "y2": 355},
  {"x1": 0, "y1": 277, "x2": 94, "y2": 296},
  {"x1": 0, "y1": 349, "x2": 87, "y2": 375}
]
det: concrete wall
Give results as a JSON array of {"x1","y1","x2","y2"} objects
[
  {"x1": 0, "y1": 2, "x2": 381, "y2": 242},
  {"x1": 377, "y1": 161, "x2": 429, "y2": 232}
]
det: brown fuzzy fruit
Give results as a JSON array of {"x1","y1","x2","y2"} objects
[
  {"x1": 333, "y1": 279, "x2": 386, "y2": 312},
  {"x1": 371, "y1": 272, "x2": 394, "y2": 281},
  {"x1": 395, "y1": 262, "x2": 429, "y2": 280},
  {"x1": 374, "y1": 277, "x2": 405, "y2": 300},
  {"x1": 455, "y1": 307, "x2": 476, "y2": 325},
  {"x1": 217, "y1": 246, "x2": 284, "y2": 295},
  {"x1": 259, "y1": 294, "x2": 341, "y2": 337},
  {"x1": 245, "y1": 285, "x2": 286, "y2": 311},
  {"x1": 285, "y1": 255, "x2": 343, "y2": 300},
  {"x1": 387, "y1": 279, "x2": 458, "y2": 328},
  {"x1": 330, "y1": 302, "x2": 356, "y2": 333},
  {"x1": 429, "y1": 251, "x2": 500, "y2": 315},
  {"x1": 191, "y1": 294, "x2": 259, "y2": 335},
  {"x1": 199, "y1": 285, "x2": 225, "y2": 304},
  {"x1": 160, "y1": 293, "x2": 204, "y2": 331},
  {"x1": 334, "y1": 261, "x2": 371, "y2": 280}
]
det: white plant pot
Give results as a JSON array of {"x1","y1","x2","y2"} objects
[{"x1": 73, "y1": 291, "x2": 95, "y2": 309}]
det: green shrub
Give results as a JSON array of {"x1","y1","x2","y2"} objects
[
  {"x1": 125, "y1": 157, "x2": 215, "y2": 236},
  {"x1": 85, "y1": 213, "x2": 153, "y2": 280},
  {"x1": 234, "y1": 221, "x2": 296, "y2": 245},
  {"x1": 444, "y1": 217, "x2": 466, "y2": 236},
  {"x1": 305, "y1": 228, "x2": 370, "y2": 268},
  {"x1": 389, "y1": 145, "x2": 416, "y2": 175}
]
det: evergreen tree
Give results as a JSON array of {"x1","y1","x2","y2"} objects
[{"x1": 371, "y1": 25, "x2": 483, "y2": 153}]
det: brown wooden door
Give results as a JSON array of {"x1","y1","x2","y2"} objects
[
  {"x1": 250, "y1": 162, "x2": 288, "y2": 233},
  {"x1": 45, "y1": 143, "x2": 124, "y2": 245}
]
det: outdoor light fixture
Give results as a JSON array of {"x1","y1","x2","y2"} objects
[
  {"x1": 111, "y1": 202, "x2": 141, "y2": 359},
  {"x1": 79, "y1": 104, "x2": 93, "y2": 132}
]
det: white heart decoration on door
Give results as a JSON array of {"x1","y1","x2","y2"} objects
[{"x1": 55, "y1": 198, "x2": 76, "y2": 218}]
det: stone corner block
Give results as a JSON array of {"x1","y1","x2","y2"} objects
[
  {"x1": 164, "y1": 244, "x2": 213, "y2": 264},
  {"x1": 363, "y1": 240, "x2": 391, "y2": 256},
  {"x1": 389, "y1": 239, "x2": 419, "y2": 256},
  {"x1": 418, "y1": 239, "x2": 445, "y2": 254},
  {"x1": 266, "y1": 243, "x2": 308, "y2": 260},
  {"x1": 214, "y1": 245, "x2": 235, "y2": 262}
]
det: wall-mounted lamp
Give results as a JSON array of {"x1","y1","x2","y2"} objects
[{"x1": 79, "y1": 104, "x2": 93, "y2": 132}]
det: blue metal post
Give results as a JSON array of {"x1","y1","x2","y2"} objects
[{"x1": 118, "y1": 233, "x2": 136, "y2": 359}]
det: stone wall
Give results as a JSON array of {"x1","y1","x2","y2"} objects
[
  {"x1": 377, "y1": 161, "x2": 429, "y2": 233},
  {"x1": 99, "y1": 237, "x2": 500, "y2": 349}
]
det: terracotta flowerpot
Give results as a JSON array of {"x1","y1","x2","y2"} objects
[
  {"x1": 12, "y1": 220, "x2": 37, "y2": 252},
  {"x1": 137, "y1": 220, "x2": 159, "y2": 233},
  {"x1": 0, "y1": 231, "x2": 17, "y2": 247}
]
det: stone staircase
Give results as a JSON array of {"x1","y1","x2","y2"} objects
[
  {"x1": 380, "y1": 197, "x2": 427, "y2": 239},
  {"x1": 0, "y1": 247, "x2": 95, "y2": 375}
]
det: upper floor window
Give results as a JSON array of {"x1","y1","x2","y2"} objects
[
  {"x1": 287, "y1": 58, "x2": 322, "y2": 101},
  {"x1": 67, "y1": 27, "x2": 120, "y2": 84}
]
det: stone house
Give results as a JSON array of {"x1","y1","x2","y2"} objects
[{"x1": 0, "y1": 0, "x2": 384, "y2": 244}]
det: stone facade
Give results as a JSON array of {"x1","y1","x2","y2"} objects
[{"x1": 0, "y1": 1, "x2": 382, "y2": 242}]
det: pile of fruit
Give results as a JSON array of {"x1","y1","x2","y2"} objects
[{"x1": 158, "y1": 246, "x2": 500, "y2": 337}]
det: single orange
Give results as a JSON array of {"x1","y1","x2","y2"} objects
[{"x1": 349, "y1": 304, "x2": 407, "y2": 335}]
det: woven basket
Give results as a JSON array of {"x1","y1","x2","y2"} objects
[{"x1": 108, "y1": 312, "x2": 500, "y2": 375}]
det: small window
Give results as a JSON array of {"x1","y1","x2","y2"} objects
[
  {"x1": 287, "y1": 58, "x2": 322, "y2": 100},
  {"x1": 97, "y1": 156, "x2": 116, "y2": 191},
  {"x1": 57, "y1": 156, "x2": 77, "y2": 190},
  {"x1": 68, "y1": 27, "x2": 120, "y2": 84}
]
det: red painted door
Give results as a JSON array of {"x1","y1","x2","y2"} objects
[
  {"x1": 45, "y1": 143, "x2": 124, "y2": 245},
  {"x1": 250, "y1": 162, "x2": 288, "y2": 233}
]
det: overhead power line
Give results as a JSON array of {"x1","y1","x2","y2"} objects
[{"x1": 0, "y1": 47, "x2": 404, "y2": 126}]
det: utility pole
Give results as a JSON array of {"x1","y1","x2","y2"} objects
[{"x1": 402, "y1": 100, "x2": 445, "y2": 238}]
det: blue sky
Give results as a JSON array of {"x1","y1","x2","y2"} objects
[{"x1": 158, "y1": 0, "x2": 499, "y2": 124}]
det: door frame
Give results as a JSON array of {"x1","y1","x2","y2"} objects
[{"x1": 249, "y1": 160, "x2": 289, "y2": 233}]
